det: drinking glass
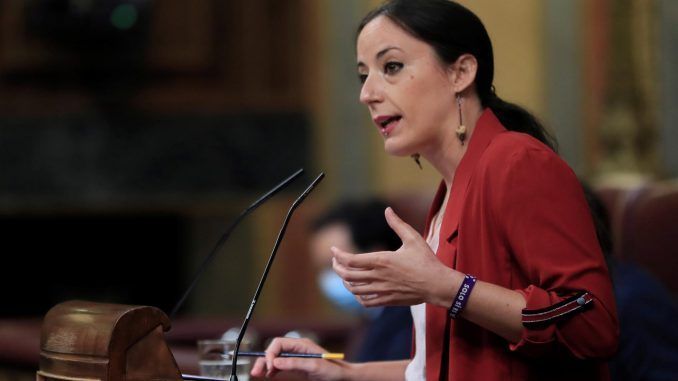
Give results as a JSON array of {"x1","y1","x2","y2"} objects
[{"x1": 197, "y1": 339, "x2": 251, "y2": 381}]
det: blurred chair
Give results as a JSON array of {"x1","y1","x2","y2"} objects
[
  {"x1": 616, "y1": 182, "x2": 678, "y2": 296},
  {"x1": 593, "y1": 183, "x2": 648, "y2": 258},
  {"x1": 589, "y1": 182, "x2": 678, "y2": 381}
]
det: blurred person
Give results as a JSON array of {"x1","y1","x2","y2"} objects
[
  {"x1": 252, "y1": 1, "x2": 618, "y2": 380},
  {"x1": 310, "y1": 198, "x2": 413, "y2": 362},
  {"x1": 583, "y1": 185, "x2": 678, "y2": 381}
]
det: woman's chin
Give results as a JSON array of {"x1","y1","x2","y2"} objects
[{"x1": 383, "y1": 138, "x2": 416, "y2": 157}]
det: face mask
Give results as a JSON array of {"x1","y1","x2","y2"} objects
[{"x1": 318, "y1": 268, "x2": 382, "y2": 318}]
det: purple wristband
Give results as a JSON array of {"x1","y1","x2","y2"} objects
[{"x1": 448, "y1": 274, "x2": 477, "y2": 319}]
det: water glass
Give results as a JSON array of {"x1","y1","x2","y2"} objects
[{"x1": 197, "y1": 339, "x2": 251, "y2": 381}]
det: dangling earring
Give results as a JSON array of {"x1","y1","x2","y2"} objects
[
  {"x1": 456, "y1": 94, "x2": 467, "y2": 145},
  {"x1": 411, "y1": 153, "x2": 423, "y2": 170}
]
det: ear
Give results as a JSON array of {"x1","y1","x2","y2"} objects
[{"x1": 447, "y1": 53, "x2": 478, "y2": 94}]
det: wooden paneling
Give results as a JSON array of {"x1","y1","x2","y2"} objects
[{"x1": 0, "y1": 0, "x2": 315, "y2": 114}]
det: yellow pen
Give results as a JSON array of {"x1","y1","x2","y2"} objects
[{"x1": 232, "y1": 351, "x2": 344, "y2": 360}]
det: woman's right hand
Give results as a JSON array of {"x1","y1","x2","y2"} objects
[{"x1": 250, "y1": 337, "x2": 352, "y2": 381}]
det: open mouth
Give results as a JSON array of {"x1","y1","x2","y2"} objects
[
  {"x1": 376, "y1": 115, "x2": 402, "y2": 136},
  {"x1": 379, "y1": 115, "x2": 401, "y2": 128}
]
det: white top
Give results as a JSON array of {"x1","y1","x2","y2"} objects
[{"x1": 405, "y1": 210, "x2": 443, "y2": 381}]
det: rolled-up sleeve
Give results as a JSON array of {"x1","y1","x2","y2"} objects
[{"x1": 494, "y1": 147, "x2": 619, "y2": 359}]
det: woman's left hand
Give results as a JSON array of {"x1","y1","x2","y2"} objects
[{"x1": 332, "y1": 207, "x2": 459, "y2": 308}]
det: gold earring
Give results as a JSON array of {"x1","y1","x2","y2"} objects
[
  {"x1": 456, "y1": 95, "x2": 467, "y2": 145},
  {"x1": 411, "y1": 153, "x2": 423, "y2": 170}
]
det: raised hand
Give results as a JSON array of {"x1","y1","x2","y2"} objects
[{"x1": 332, "y1": 207, "x2": 460, "y2": 308}]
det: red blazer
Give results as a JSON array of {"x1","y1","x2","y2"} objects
[{"x1": 424, "y1": 110, "x2": 619, "y2": 381}]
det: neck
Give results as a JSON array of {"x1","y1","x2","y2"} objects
[{"x1": 421, "y1": 97, "x2": 484, "y2": 187}]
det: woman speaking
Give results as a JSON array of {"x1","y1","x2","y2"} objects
[{"x1": 251, "y1": 1, "x2": 618, "y2": 380}]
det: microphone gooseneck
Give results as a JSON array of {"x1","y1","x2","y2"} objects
[
  {"x1": 169, "y1": 168, "x2": 304, "y2": 320},
  {"x1": 229, "y1": 172, "x2": 325, "y2": 381}
]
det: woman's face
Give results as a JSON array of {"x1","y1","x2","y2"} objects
[{"x1": 357, "y1": 16, "x2": 458, "y2": 157}]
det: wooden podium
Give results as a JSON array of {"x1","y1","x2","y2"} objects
[{"x1": 37, "y1": 300, "x2": 183, "y2": 381}]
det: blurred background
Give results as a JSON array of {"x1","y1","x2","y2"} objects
[{"x1": 0, "y1": 0, "x2": 676, "y2": 380}]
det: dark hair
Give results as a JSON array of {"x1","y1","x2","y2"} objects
[
  {"x1": 358, "y1": 0, "x2": 557, "y2": 151},
  {"x1": 311, "y1": 198, "x2": 401, "y2": 252},
  {"x1": 581, "y1": 183, "x2": 613, "y2": 258},
  {"x1": 580, "y1": 182, "x2": 615, "y2": 285}
]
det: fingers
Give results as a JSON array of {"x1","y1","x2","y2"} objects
[
  {"x1": 250, "y1": 357, "x2": 267, "y2": 377},
  {"x1": 343, "y1": 281, "x2": 399, "y2": 307},
  {"x1": 251, "y1": 337, "x2": 341, "y2": 380},
  {"x1": 272, "y1": 357, "x2": 321, "y2": 374},
  {"x1": 343, "y1": 280, "x2": 383, "y2": 296},
  {"x1": 332, "y1": 258, "x2": 374, "y2": 284},
  {"x1": 331, "y1": 247, "x2": 393, "y2": 298},
  {"x1": 258, "y1": 337, "x2": 326, "y2": 377},
  {"x1": 251, "y1": 355, "x2": 321, "y2": 379},
  {"x1": 384, "y1": 207, "x2": 419, "y2": 244},
  {"x1": 356, "y1": 292, "x2": 398, "y2": 307},
  {"x1": 264, "y1": 338, "x2": 281, "y2": 377},
  {"x1": 331, "y1": 246, "x2": 382, "y2": 270}
]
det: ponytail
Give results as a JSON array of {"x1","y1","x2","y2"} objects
[{"x1": 484, "y1": 90, "x2": 558, "y2": 152}]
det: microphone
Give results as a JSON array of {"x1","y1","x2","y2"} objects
[
  {"x1": 169, "y1": 168, "x2": 304, "y2": 319},
  {"x1": 229, "y1": 172, "x2": 325, "y2": 381}
]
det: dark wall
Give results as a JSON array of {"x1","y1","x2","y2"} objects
[
  {"x1": 0, "y1": 113, "x2": 310, "y2": 205},
  {"x1": 1, "y1": 213, "x2": 185, "y2": 316},
  {"x1": 0, "y1": 0, "x2": 315, "y2": 317}
]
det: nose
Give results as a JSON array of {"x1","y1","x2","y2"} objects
[{"x1": 359, "y1": 74, "x2": 383, "y2": 105}]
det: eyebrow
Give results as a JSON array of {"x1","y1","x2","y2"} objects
[{"x1": 357, "y1": 46, "x2": 403, "y2": 69}]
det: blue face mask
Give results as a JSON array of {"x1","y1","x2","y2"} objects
[{"x1": 318, "y1": 269, "x2": 382, "y2": 318}]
